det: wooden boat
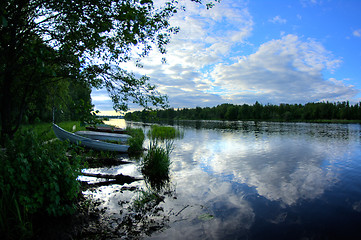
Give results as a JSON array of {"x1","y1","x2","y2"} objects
[
  {"x1": 74, "y1": 130, "x2": 131, "y2": 142},
  {"x1": 85, "y1": 126, "x2": 127, "y2": 134},
  {"x1": 52, "y1": 124, "x2": 129, "y2": 152}
]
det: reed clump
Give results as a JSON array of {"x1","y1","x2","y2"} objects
[
  {"x1": 141, "y1": 140, "x2": 173, "y2": 183},
  {"x1": 147, "y1": 125, "x2": 183, "y2": 141},
  {"x1": 140, "y1": 124, "x2": 182, "y2": 189},
  {"x1": 126, "y1": 127, "x2": 145, "y2": 153}
]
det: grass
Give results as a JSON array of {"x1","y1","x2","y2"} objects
[
  {"x1": 20, "y1": 121, "x2": 86, "y2": 141},
  {"x1": 126, "y1": 126, "x2": 145, "y2": 153},
  {"x1": 133, "y1": 190, "x2": 162, "y2": 211},
  {"x1": 0, "y1": 191, "x2": 33, "y2": 240},
  {"x1": 147, "y1": 125, "x2": 183, "y2": 141},
  {"x1": 137, "y1": 125, "x2": 182, "y2": 190},
  {"x1": 141, "y1": 140, "x2": 173, "y2": 190}
]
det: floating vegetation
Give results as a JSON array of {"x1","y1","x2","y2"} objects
[
  {"x1": 111, "y1": 188, "x2": 171, "y2": 239},
  {"x1": 133, "y1": 190, "x2": 164, "y2": 212}
]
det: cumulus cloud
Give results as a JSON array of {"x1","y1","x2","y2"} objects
[
  {"x1": 117, "y1": 0, "x2": 254, "y2": 108},
  {"x1": 192, "y1": 126, "x2": 344, "y2": 205},
  {"x1": 269, "y1": 15, "x2": 287, "y2": 24},
  {"x1": 91, "y1": 0, "x2": 359, "y2": 111},
  {"x1": 210, "y1": 34, "x2": 358, "y2": 104},
  {"x1": 91, "y1": 89, "x2": 114, "y2": 111}
]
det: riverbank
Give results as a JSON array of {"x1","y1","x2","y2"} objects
[
  {"x1": 11, "y1": 120, "x2": 167, "y2": 239},
  {"x1": 1, "y1": 121, "x2": 123, "y2": 239}
]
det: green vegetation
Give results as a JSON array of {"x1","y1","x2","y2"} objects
[
  {"x1": 0, "y1": 0, "x2": 218, "y2": 238},
  {"x1": 2, "y1": 0, "x2": 199, "y2": 142},
  {"x1": 133, "y1": 190, "x2": 163, "y2": 212},
  {"x1": 20, "y1": 121, "x2": 87, "y2": 142},
  {"x1": 125, "y1": 101, "x2": 361, "y2": 123},
  {"x1": 0, "y1": 130, "x2": 82, "y2": 239},
  {"x1": 126, "y1": 127, "x2": 146, "y2": 153},
  {"x1": 142, "y1": 141, "x2": 173, "y2": 182},
  {"x1": 140, "y1": 125, "x2": 182, "y2": 190},
  {"x1": 147, "y1": 125, "x2": 183, "y2": 141}
]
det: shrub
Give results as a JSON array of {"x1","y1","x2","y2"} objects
[{"x1": 0, "y1": 130, "x2": 81, "y2": 238}]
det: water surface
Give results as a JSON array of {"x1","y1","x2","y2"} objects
[{"x1": 85, "y1": 120, "x2": 361, "y2": 239}]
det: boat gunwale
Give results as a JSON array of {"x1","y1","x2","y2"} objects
[{"x1": 52, "y1": 124, "x2": 129, "y2": 152}]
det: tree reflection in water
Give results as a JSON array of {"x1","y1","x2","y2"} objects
[
  {"x1": 110, "y1": 132, "x2": 177, "y2": 239},
  {"x1": 111, "y1": 169, "x2": 175, "y2": 238}
]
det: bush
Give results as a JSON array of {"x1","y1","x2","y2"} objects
[{"x1": 0, "y1": 130, "x2": 81, "y2": 238}]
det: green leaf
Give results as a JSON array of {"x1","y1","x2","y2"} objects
[{"x1": 1, "y1": 16, "x2": 8, "y2": 27}]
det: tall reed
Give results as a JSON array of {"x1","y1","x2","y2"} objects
[
  {"x1": 141, "y1": 139, "x2": 173, "y2": 189},
  {"x1": 126, "y1": 127, "x2": 145, "y2": 153},
  {"x1": 147, "y1": 125, "x2": 183, "y2": 141}
]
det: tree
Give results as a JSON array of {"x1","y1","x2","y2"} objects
[
  {"x1": 225, "y1": 105, "x2": 238, "y2": 121},
  {"x1": 0, "y1": 0, "x2": 218, "y2": 142}
]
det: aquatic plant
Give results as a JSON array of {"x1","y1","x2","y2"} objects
[
  {"x1": 139, "y1": 125, "x2": 181, "y2": 189},
  {"x1": 115, "y1": 187, "x2": 170, "y2": 239},
  {"x1": 133, "y1": 190, "x2": 163, "y2": 212},
  {"x1": 126, "y1": 127, "x2": 145, "y2": 153},
  {"x1": 147, "y1": 125, "x2": 183, "y2": 141},
  {"x1": 141, "y1": 140, "x2": 173, "y2": 190}
]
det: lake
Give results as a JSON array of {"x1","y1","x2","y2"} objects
[{"x1": 83, "y1": 120, "x2": 361, "y2": 239}]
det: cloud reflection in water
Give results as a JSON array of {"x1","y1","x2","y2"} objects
[{"x1": 191, "y1": 129, "x2": 342, "y2": 206}]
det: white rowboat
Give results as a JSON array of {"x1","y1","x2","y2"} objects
[
  {"x1": 75, "y1": 131, "x2": 131, "y2": 142},
  {"x1": 52, "y1": 124, "x2": 129, "y2": 152}
]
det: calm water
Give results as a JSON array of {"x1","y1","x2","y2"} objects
[{"x1": 83, "y1": 120, "x2": 361, "y2": 239}]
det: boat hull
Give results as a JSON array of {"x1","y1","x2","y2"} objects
[
  {"x1": 75, "y1": 131, "x2": 131, "y2": 142},
  {"x1": 85, "y1": 126, "x2": 127, "y2": 134},
  {"x1": 53, "y1": 124, "x2": 129, "y2": 152}
]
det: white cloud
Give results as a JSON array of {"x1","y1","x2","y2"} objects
[
  {"x1": 91, "y1": 1, "x2": 360, "y2": 111},
  {"x1": 118, "y1": 0, "x2": 254, "y2": 108},
  {"x1": 353, "y1": 29, "x2": 361, "y2": 38},
  {"x1": 300, "y1": 0, "x2": 322, "y2": 7},
  {"x1": 269, "y1": 15, "x2": 287, "y2": 24},
  {"x1": 193, "y1": 130, "x2": 342, "y2": 206},
  {"x1": 210, "y1": 34, "x2": 357, "y2": 104},
  {"x1": 91, "y1": 93, "x2": 111, "y2": 102}
]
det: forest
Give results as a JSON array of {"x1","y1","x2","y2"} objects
[{"x1": 125, "y1": 101, "x2": 361, "y2": 122}]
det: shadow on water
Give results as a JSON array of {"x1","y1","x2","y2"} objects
[
  {"x1": 79, "y1": 122, "x2": 183, "y2": 239},
  {"x1": 80, "y1": 156, "x2": 176, "y2": 239}
]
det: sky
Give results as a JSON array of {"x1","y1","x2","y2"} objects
[{"x1": 91, "y1": 0, "x2": 361, "y2": 114}]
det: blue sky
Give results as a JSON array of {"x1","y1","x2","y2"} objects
[{"x1": 92, "y1": 0, "x2": 361, "y2": 113}]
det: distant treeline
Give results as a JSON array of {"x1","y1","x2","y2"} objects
[{"x1": 125, "y1": 101, "x2": 361, "y2": 122}]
